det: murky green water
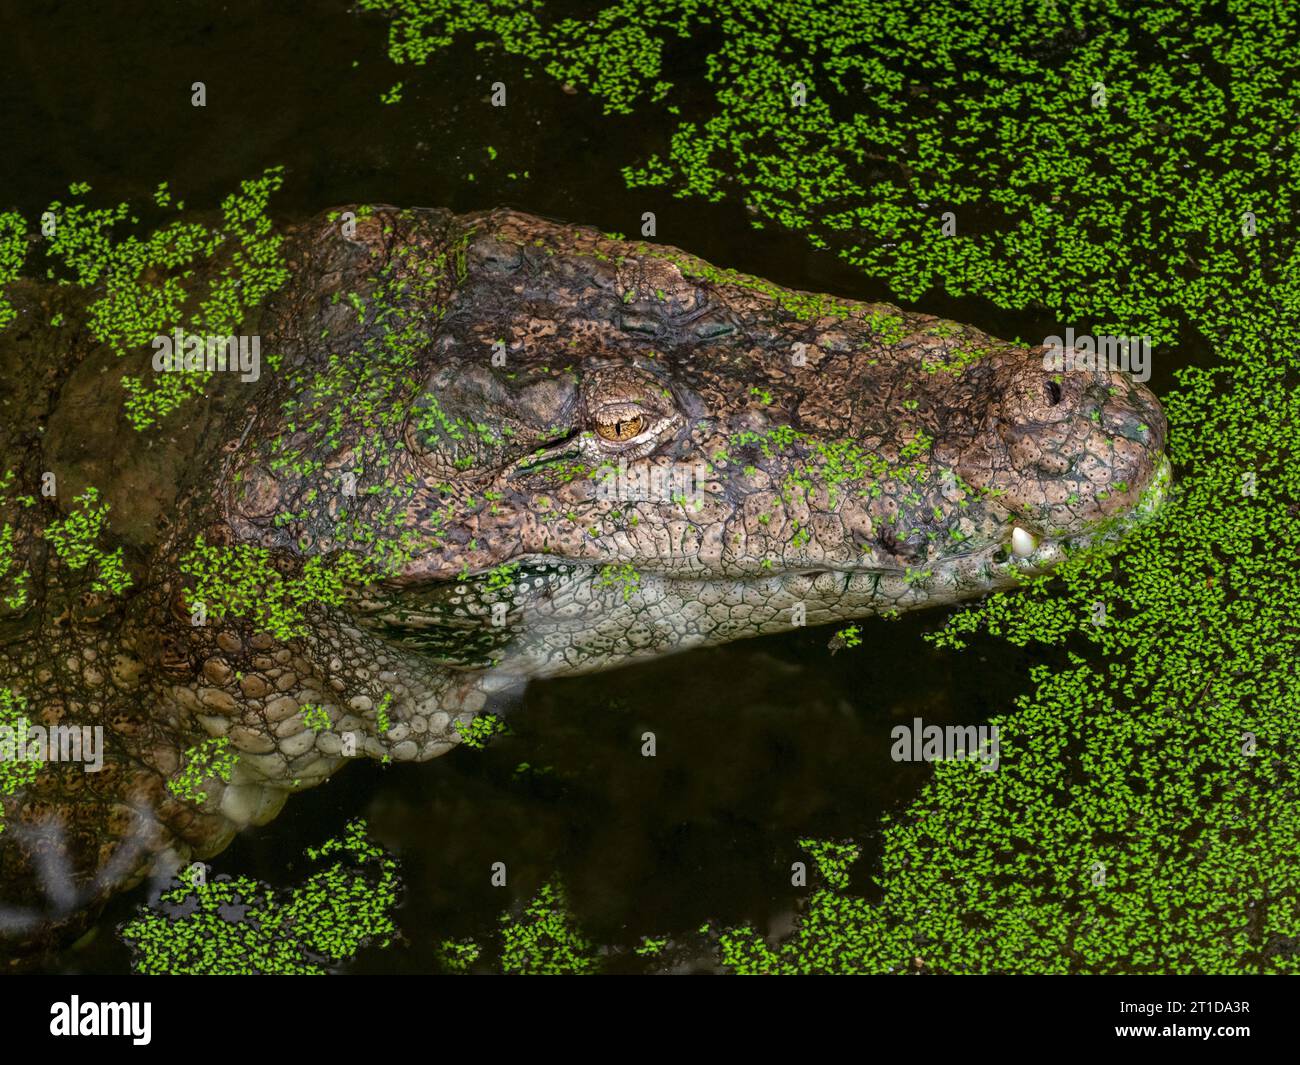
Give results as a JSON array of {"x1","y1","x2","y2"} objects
[{"x1": 1, "y1": 0, "x2": 1196, "y2": 973}]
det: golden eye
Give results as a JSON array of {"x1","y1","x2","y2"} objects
[{"x1": 595, "y1": 414, "x2": 646, "y2": 442}]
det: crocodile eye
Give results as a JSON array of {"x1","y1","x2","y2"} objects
[{"x1": 595, "y1": 414, "x2": 645, "y2": 442}]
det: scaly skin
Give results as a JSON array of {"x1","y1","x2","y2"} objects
[{"x1": 0, "y1": 206, "x2": 1168, "y2": 962}]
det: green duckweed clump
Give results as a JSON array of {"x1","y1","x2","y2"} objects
[
  {"x1": 17, "y1": 170, "x2": 288, "y2": 429},
  {"x1": 301, "y1": 703, "x2": 331, "y2": 733},
  {"x1": 0, "y1": 470, "x2": 32, "y2": 613},
  {"x1": 42, "y1": 486, "x2": 132, "y2": 596},
  {"x1": 0, "y1": 212, "x2": 26, "y2": 331},
  {"x1": 437, "y1": 937, "x2": 482, "y2": 973},
  {"x1": 0, "y1": 688, "x2": 41, "y2": 837},
  {"x1": 595, "y1": 561, "x2": 640, "y2": 601},
  {"x1": 119, "y1": 819, "x2": 400, "y2": 974},
  {"x1": 429, "y1": 881, "x2": 598, "y2": 975},
  {"x1": 166, "y1": 736, "x2": 238, "y2": 806},
  {"x1": 498, "y1": 880, "x2": 600, "y2": 975},
  {"x1": 454, "y1": 712, "x2": 509, "y2": 750},
  {"x1": 179, "y1": 536, "x2": 372, "y2": 643}
]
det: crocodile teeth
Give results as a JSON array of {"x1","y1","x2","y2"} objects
[{"x1": 1011, "y1": 526, "x2": 1038, "y2": 557}]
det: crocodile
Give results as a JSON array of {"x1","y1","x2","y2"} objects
[{"x1": 0, "y1": 205, "x2": 1169, "y2": 962}]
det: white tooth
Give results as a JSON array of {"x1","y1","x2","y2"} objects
[{"x1": 1011, "y1": 527, "x2": 1038, "y2": 557}]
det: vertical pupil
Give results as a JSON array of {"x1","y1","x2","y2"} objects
[{"x1": 601, "y1": 415, "x2": 643, "y2": 439}]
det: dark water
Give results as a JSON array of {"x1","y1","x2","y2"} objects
[{"x1": 1, "y1": 0, "x2": 1192, "y2": 973}]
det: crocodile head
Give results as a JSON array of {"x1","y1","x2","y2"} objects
[
  {"x1": 227, "y1": 208, "x2": 1169, "y2": 690},
  {"x1": 0, "y1": 205, "x2": 1169, "y2": 958}
]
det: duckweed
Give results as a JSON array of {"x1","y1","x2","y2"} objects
[
  {"x1": 166, "y1": 736, "x2": 237, "y2": 805},
  {"x1": 119, "y1": 819, "x2": 399, "y2": 974},
  {"x1": 42, "y1": 487, "x2": 133, "y2": 596},
  {"x1": 33, "y1": 169, "x2": 288, "y2": 429},
  {"x1": 0, "y1": 688, "x2": 40, "y2": 836}
]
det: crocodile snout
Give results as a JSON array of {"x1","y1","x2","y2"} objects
[{"x1": 984, "y1": 354, "x2": 1169, "y2": 535}]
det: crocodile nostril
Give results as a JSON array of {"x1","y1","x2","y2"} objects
[{"x1": 1044, "y1": 381, "x2": 1062, "y2": 406}]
